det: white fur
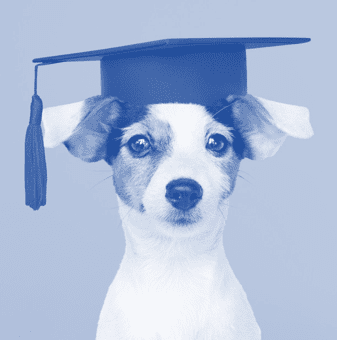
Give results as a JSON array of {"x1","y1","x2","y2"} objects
[{"x1": 96, "y1": 104, "x2": 261, "y2": 340}]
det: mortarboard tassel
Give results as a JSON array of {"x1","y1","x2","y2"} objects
[{"x1": 25, "y1": 64, "x2": 47, "y2": 210}]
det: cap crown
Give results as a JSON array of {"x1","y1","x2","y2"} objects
[{"x1": 101, "y1": 44, "x2": 246, "y2": 105}]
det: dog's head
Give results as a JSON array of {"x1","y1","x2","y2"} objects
[{"x1": 42, "y1": 94, "x2": 313, "y2": 234}]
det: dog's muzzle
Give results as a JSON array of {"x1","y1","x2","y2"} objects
[{"x1": 165, "y1": 178, "x2": 203, "y2": 211}]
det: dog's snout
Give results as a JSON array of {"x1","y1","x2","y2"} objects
[{"x1": 165, "y1": 178, "x2": 203, "y2": 211}]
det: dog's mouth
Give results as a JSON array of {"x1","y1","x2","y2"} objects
[{"x1": 163, "y1": 209, "x2": 202, "y2": 226}]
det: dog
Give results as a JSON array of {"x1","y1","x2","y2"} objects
[{"x1": 42, "y1": 93, "x2": 313, "y2": 339}]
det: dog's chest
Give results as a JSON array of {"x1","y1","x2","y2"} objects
[{"x1": 96, "y1": 264, "x2": 261, "y2": 340}]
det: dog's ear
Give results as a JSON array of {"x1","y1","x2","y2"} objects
[
  {"x1": 226, "y1": 94, "x2": 314, "y2": 160},
  {"x1": 42, "y1": 95, "x2": 122, "y2": 162}
]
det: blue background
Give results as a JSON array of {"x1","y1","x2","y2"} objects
[{"x1": 1, "y1": 0, "x2": 336, "y2": 339}]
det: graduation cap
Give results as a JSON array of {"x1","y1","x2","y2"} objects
[{"x1": 25, "y1": 37, "x2": 311, "y2": 210}]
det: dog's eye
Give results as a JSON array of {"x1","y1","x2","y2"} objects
[
  {"x1": 128, "y1": 135, "x2": 151, "y2": 156},
  {"x1": 206, "y1": 134, "x2": 228, "y2": 154}
]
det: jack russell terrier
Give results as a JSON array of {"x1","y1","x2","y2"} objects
[{"x1": 42, "y1": 93, "x2": 313, "y2": 339}]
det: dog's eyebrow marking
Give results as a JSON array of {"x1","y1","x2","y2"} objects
[
  {"x1": 205, "y1": 121, "x2": 234, "y2": 143},
  {"x1": 121, "y1": 123, "x2": 150, "y2": 143},
  {"x1": 121, "y1": 116, "x2": 172, "y2": 150}
]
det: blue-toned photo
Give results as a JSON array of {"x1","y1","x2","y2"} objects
[{"x1": 1, "y1": 1, "x2": 336, "y2": 339}]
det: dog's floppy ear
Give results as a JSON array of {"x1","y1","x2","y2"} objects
[
  {"x1": 226, "y1": 94, "x2": 314, "y2": 160},
  {"x1": 42, "y1": 95, "x2": 122, "y2": 162}
]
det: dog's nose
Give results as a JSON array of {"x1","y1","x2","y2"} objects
[{"x1": 165, "y1": 178, "x2": 203, "y2": 211}]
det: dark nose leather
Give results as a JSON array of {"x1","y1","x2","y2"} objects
[{"x1": 165, "y1": 178, "x2": 203, "y2": 211}]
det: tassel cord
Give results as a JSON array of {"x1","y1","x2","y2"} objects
[{"x1": 25, "y1": 63, "x2": 48, "y2": 210}]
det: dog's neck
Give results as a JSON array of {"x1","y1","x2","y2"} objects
[{"x1": 116, "y1": 197, "x2": 235, "y2": 291}]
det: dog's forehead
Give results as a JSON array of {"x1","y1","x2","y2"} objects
[
  {"x1": 122, "y1": 103, "x2": 212, "y2": 138},
  {"x1": 148, "y1": 103, "x2": 212, "y2": 132}
]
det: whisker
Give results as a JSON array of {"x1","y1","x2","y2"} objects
[
  {"x1": 211, "y1": 101, "x2": 236, "y2": 118},
  {"x1": 238, "y1": 169, "x2": 254, "y2": 179},
  {"x1": 218, "y1": 206, "x2": 226, "y2": 219},
  {"x1": 87, "y1": 175, "x2": 113, "y2": 191},
  {"x1": 237, "y1": 174, "x2": 251, "y2": 185}
]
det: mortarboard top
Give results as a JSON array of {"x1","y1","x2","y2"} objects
[
  {"x1": 25, "y1": 37, "x2": 311, "y2": 211},
  {"x1": 33, "y1": 37, "x2": 310, "y2": 63},
  {"x1": 33, "y1": 37, "x2": 310, "y2": 106}
]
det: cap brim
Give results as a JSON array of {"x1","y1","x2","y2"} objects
[{"x1": 33, "y1": 37, "x2": 310, "y2": 64}]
